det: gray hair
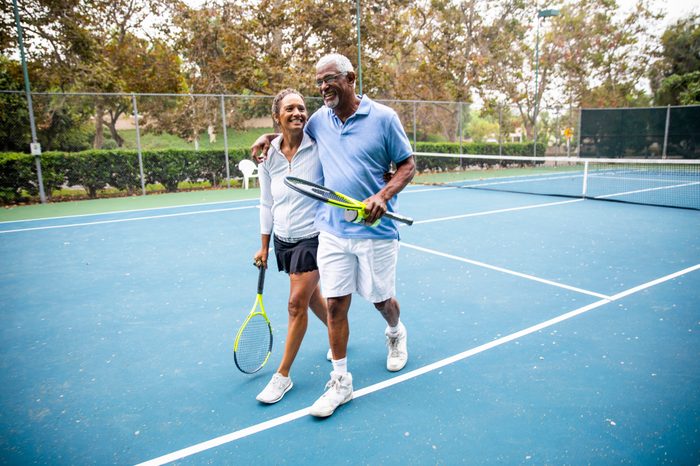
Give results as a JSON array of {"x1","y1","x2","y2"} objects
[{"x1": 316, "y1": 53, "x2": 354, "y2": 74}]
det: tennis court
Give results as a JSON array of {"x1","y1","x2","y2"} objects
[{"x1": 1, "y1": 162, "x2": 699, "y2": 464}]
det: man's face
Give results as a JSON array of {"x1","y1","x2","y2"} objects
[{"x1": 315, "y1": 62, "x2": 354, "y2": 110}]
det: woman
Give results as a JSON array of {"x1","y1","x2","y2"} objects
[{"x1": 253, "y1": 88, "x2": 328, "y2": 404}]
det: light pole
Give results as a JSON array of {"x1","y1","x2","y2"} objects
[
  {"x1": 356, "y1": 0, "x2": 363, "y2": 96},
  {"x1": 12, "y1": 0, "x2": 46, "y2": 203},
  {"x1": 533, "y1": 8, "x2": 559, "y2": 157}
]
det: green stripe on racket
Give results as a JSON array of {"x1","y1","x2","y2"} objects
[
  {"x1": 233, "y1": 264, "x2": 273, "y2": 374},
  {"x1": 283, "y1": 176, "x2": 414, "y2": 226}
]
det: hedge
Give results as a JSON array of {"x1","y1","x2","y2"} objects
[
  {"x1": 0, "y1": 141, "x2": 544, "y2": 204},
  {"x1": 413, "y1": 141, "x2": 544, "y2": 172},
  {"x1": 0, "y1": 147, "x2": 250, "y2": 204}
]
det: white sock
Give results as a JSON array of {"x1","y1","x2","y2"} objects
[
  {"x1": 332, "y1": 357, "x2": 348, "y2": 374},
  {"x1": 387, "y1": 319, "x2": 402, "y2": 336}
]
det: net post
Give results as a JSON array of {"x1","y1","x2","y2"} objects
[
  {"x1": 131, "y1": 93, "x2": 146, "y2": 196},
  {"x1": 221, "y1": 95, "x2": 231, "y2": 188},
  {"x1": 582, "y1": 160, "x2": 589, "y2": 197}
]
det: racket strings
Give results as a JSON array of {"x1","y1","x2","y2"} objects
[
  {"x1": 235, "y1": 314, "x2": 272, "y2": 373},
  {"x1": 310, "y1": 187, "x2": 355, "y2": 205}
]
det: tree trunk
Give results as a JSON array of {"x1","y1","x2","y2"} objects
[
  {"x1": 93, "y1": 104, "x2": 104, "y2": 149},
  {"x1": 108, "y1": 118, "x2": 125, "y2": 147}
]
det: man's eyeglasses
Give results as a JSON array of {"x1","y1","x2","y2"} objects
[{"x1": 315, "y1": 72, "x2": 347, "y2": 87}]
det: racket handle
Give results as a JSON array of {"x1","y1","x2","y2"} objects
[
  {"x1": 344, "y1": 209, "x2": 414, "y2": 226},
  {"x1": 257, "y1": 265, "x2": 266, "y2": 294},
  {"x1": 385, "y1": 211, "x2": 414, "y2": 226}
]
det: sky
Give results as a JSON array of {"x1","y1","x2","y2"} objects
[{"x1": 616, "y1": 0, "x2": 699, "y2": 27}]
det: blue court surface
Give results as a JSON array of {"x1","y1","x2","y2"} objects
[{"x1": 1, "y1": 186, "x2": 699, "y2": 465}]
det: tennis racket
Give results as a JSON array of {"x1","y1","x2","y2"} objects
[
  {"x1": 283, "y1": 176, "x2": 413, "y2": 226},
  {"x1": 233, "y1": 264, "x2": 273, "y2": 374}
]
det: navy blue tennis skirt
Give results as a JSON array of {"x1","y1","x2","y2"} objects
[{"x1": 273, "y1": 234, "x2": 320, "y2": 274}]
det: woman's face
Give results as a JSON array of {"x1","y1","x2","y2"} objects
[{"x1": 277, "y1": 93, "x2": 307, "y2": 133}]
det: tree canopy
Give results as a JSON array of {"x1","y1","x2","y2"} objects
[{"x1": 1, "y1": 0, "x2": 697, "y2": 150}]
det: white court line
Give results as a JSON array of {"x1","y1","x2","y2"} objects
[
  {"x1": 0, "y1": 205, "x2": 259, "y2": 234},
  {"x1": 135, "y1": 263, "x2": 700, "y2": 466},
  {"x1": 413, "y1": 198, "x2": 583, "y2": 225},
  {"x1": 0, "y1": 197, "x2": 259, "y2": 225},
  {"x1": 401, "y1": 242, "x2": 610, "y2": 299}
]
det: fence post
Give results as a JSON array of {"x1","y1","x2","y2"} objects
[
  {"x1": 662, "y1": 104, "x2": 671, "y2": 159},
  {"x1": 412, "y1": 101, "x2": 417, "y2": 152},
  {"x1": 458, "y1": 102, "x2": 463, "y2": 154},
  {"x1": 498, "y1": 104, "x2": 503, "y2": 156},
  {"x1": 220, "y1": 95, "x2": 231, "y2": 188},
  {"x1": 131, "y1": 93, "x2": 146, "y2": 196},
  {"x1": 576, "y1": 107, "x2": 582, "y2": 157}
]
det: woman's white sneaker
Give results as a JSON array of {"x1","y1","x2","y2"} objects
[{"x1": 256, "y1": 373, "x2": 293, "y2": 404}]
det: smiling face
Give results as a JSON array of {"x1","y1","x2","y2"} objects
[
  {"x1": 315, "y1": 62, "x2": 355, "y2": 110},
  {"x1": 276, "y1": 93, "x2": 307, "y2": 134}
]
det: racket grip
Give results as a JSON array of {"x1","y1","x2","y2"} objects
[
  {"x1": 257, "y1": 265, "x2": 266, "y2": 294},
  {"x1": 344, "y1": 209, "x2": 413, "y2": 226},
  {"x1": 385, "y1": 211, "x2": 414, "y2": 226},
  {"x1": 344, "y1": 209, "x2": 379, "y2": 227}
]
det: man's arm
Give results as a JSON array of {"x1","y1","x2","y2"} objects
[
  {"x1": 250, "y1": 133, "x2": 278, "y2": 163},
  {"x1": 363, "y1": 155, "x2": 416, "y2": 224}
]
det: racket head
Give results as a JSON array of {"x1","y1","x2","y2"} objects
[
  {"x1": 285, "y1": 176, "x2": 414, "y2": 226},
  {"x1": 284, "y1": 176, "x2": 364, "y2": 211},
  {"x1": 233, "y1": 305, "x2": 273, "y2": 374}
]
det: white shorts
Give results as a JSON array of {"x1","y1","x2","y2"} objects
[{"x1": 317, "y1": 231, "x2": 399, "y2": 303}]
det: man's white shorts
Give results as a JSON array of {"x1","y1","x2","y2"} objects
[{"x1": 317, "y1": 231, "x2": 399, "y2": 303}]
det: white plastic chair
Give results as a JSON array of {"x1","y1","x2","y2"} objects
[{"x1": 238, "y1": 159, "x2": 259, "y2": 190}]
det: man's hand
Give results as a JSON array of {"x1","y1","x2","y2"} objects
[
  {"x1": 250, "y1": 133, "x2": 278, "y2": 163},
  {"x1": 362, "y1": 156, "x2": 416, "y2": 225},
  {"x1": 362, "y1": 194, "x2": 388, "y2": 225}
]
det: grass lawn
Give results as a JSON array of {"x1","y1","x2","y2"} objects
[{"x1": 118, "y1": 127, "x2": 274, "y2": 151}]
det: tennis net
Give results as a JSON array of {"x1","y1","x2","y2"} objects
[{"x1": 413, "y1": 153, "x2": 700, "y2": 210}]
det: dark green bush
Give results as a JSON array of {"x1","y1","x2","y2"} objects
[
  {"x1": 0, "y1": 142, "x2": 544, "y2": 204},
  {"x1": 413, "y1": 141, "x2": 545, "y2": 172}
]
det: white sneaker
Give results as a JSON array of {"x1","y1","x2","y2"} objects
[
  {"x1": 386, "y1": 322, "x2": 408, "y2": 372},
  {"x1": 256, "y1": 373, "x2": 292, "y2": 404},
  {"x1": 326, "y1": 348, "x2": 332, "y2": 361},
  {"x1": 309, "y1": 372, "x2": 353, "y2": 418}
]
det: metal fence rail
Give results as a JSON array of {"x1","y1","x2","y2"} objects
[{"x1": 1, "y1": 90, "x2": 696, "y2": 202}]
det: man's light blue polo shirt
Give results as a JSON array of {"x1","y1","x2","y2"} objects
[{"x1": 305, "y1": 96, "x2": 413, "y2": 240}]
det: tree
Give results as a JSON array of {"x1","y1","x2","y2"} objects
[
  {"x1": 651, "y1": 14, "x2": 700, "y2": 105},
  {"x1": 550, "y1": 0, "x2": 661, "y2": 108}
]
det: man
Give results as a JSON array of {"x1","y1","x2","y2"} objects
[{"x1": 253, "y1": 53, "x2": 416, "y2": 418}]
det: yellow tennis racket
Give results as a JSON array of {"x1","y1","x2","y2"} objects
[
  {"x1": 283, "y1": 176, "x2": 414, "y2": 225},
  {"x1": 233, "y1": 264, "x2": 272, "y2": 374}
]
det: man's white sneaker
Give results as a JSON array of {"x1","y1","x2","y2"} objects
[
  {"x1": 309, "y1": 372, "x2": 353, "y2": 418},
  {"x1": 386, "y1": 322, "x2": 408, "y2": 372},
  {"x1": 256, "y1": 373, "x2": 292, "y2": 404}
]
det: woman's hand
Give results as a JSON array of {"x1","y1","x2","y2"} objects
[{"x1": 253, "y1": 248, "x2": 269, "y2": 269}]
